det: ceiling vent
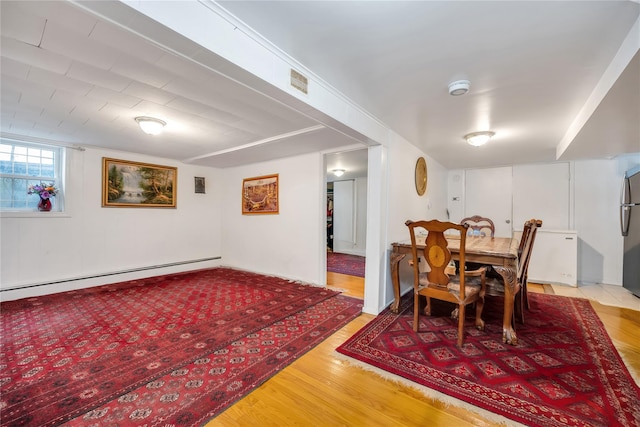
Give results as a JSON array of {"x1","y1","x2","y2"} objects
[{"x1": 291, "y1": 69, "x2": 308, "y2": 94}]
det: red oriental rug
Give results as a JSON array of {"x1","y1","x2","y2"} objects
[
  {"x1": 327, "y1": 252, "x2": 365, "y2": 277},
  {"x1": 1, "y1": 267, "x2": 362, "y2": 426},
  {"x1": 337, "y1": 292, "x2": 640, "y2": 427}
]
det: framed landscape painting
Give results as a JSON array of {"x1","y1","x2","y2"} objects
[
  {"x1": 242, "y1": 174, "x2": 279, "y2": 214},
  {"x1": 102, "y1": 158, "x2": 177, "y2": 208}
]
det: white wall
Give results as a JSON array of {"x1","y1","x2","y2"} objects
[
  {"x1": 574, "y1": 155, "x2": 639, "y2": 285},
  {"x1": 447, "y1": 154, "x2": 640, "y2": 287},
  {"x1": 385, "y1": 137, "x2": 450, "y2": 304},
  {"x1": 1, "y1": 146, "x2": 223, "y2": 300},
  {"x1": 220, "y1": 152, "x2": 325, "y2": 285}
]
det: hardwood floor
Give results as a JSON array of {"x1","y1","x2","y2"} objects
[{"x1": 206, "y1": 274, "x2": 640, "y2": 427}]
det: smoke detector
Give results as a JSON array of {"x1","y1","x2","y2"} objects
[{"x1": 448, "y1": 80, "x2": 470, "y2": 96}]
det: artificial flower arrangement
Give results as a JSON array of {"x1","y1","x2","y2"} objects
[{"x1": 27, "y1": 183, "x2": 59, "y2": 199}]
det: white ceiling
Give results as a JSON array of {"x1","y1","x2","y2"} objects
[{"x1": 1, "y1": 1, "x2": 639, "y2": 176}]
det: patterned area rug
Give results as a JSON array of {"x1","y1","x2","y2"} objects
[
  {"x1": 1, "y1": 268, "x2": 362, "y2": 426},
  {"x1": 327, "y1": 252, "x2": 365, "y2": 277},
  {"x1": 337, "y1": 292, "x2": 640, "y2": 427}
]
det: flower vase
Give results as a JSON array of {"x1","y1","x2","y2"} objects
[{"x1": 38, "y1": 198, "x2": 52, "y2": 212}]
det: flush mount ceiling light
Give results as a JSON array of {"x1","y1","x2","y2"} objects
[
  {"x1": 135, "y1": 116, "x2": 166, "y2": 135},
  {"x1": 448, "y1": 79, "x2": 470, "y2": 96},
  {"x1": 464, "y1": 131, "x2": 495, "y2": 147},
  {"x1": 332, "y1": 169, "x2": 345, "y2": 177}
]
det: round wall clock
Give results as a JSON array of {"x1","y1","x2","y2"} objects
[{"x1": 415, "y1": 157, "x2": 427, "y2": 196}]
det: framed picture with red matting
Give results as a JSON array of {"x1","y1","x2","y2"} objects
[{"x1": 242, "y1": 174, "x2": 279, "y2": 214}]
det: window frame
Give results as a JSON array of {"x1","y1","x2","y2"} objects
[{"x1": 0, "y1": 138, "x2": 66, "y2": 215}]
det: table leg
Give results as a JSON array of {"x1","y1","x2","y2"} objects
[
  {"x1": 389, "y1": 253, "x2": 406, "y2": 314},
  {"x1": 494, "y1": 263, "x2": 520, "y2": 345}
]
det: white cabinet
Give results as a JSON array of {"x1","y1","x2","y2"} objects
[{"x1": 528, "y1": 230, "x2": 578, "y2": 286}]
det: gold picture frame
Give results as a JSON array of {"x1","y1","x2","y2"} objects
[
  {"x1": 102, "y1": 157, "x2": 177, "y2": 208},
  {"x1": 242, "y1": 174, "x2": 279, "y2": 214}
]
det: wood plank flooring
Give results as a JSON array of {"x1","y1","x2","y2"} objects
[{"x1": 206, "y1": 273, "x2": 640, "y2": 427}]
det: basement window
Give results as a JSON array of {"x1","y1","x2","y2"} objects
[{"x1": 0, "y1": 139, "x2": 64, "y2": 212}]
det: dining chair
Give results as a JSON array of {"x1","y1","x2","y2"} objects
[
  {"x1": 458, "y1": 215, "x2": 496, "y2": 272},
  {"x1": 519, "y1": 219, "x2": 542, "y2": 311},
  {"x1": 406, "y1": 219, "x2": 487, "y2": 347},
  {"x1": 485, "y1": 218, "x2": 542, "y2": 324},
  {"x1": 460, "y1": 215, "x2": 495, "y2": 238}
]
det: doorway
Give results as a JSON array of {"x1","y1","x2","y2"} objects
[{"x1": 325, "y1": 149, "x2": 368, "y2": 298}]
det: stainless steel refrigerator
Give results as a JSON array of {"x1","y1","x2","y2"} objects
[{"x1": 621, "y1": 165, "x2": 640, "y2": 297}]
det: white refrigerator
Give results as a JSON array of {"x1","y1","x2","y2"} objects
[{"x1": 621, "y1": 165, "x2": 640, "y2": 297}]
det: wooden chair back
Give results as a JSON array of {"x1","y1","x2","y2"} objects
[
  {"x1": 405, "y1": 219, "x2": 486, "y2": 347},
  {"x1": 520, "y1": 219, "x2": 542, "y2": 300},
  {"x1": 460, "y1": 215, "x2": 495, "y2": 238},
  {"x1": 517, "y1": 219, "x2": 542, "y2": 276},
  {"x1": 406, "y1": 219, "x2": 468, "y2": 288}
]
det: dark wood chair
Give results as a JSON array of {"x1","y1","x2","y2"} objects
[
  {"x1": 485, "y1": 218, "x2": 542, "y2": 324},
  {"x1": 406, "y1": 219, "x2": 487, "y2": 347},
  {"x1": 460, "y1": 215, "x2": 495, "y2": 238},
  {"x1": 519, "y1": 219, "x2": 542, "y2": 311}
]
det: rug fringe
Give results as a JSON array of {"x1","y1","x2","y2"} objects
[
  {"x1": 611, "y1": 338, "x2": 640, "y2": 386},
  {"x1": 332, "y1": 351, "x2": 527, "y2": 427}
]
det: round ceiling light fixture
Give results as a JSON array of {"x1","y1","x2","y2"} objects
[
  {"x1": 135, "y1": 116, "x2": 166, "y2": 135},
  {"x1": 464, "y1": 131, "x2": 495, "y2": 147},
  {"x1": 448, "y1": 79, "x2": 470, "y2": 96},
  {"x1": 332, "y1": 169, "x2": 345, "y2": 177}
]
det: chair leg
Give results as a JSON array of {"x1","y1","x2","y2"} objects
[
  {"x1": 515, "y1": 289, "x2": 525, "y2": 324},
  {"x1": 424, "y1": 296, "x2": 432, "y2": 316},
  {"x1": 413, "y1": 292, "x2": 420, "y2": 332},
  {"x1": 457, "y1": 304, "x2": 465, "y2": 347},
  {"x1": 474, "y1": 297, "x2": 485, "y2": 331}
]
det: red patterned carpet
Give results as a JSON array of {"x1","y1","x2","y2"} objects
[
  {"x1": 327, "y1": 252, "x2": 365, "y2": 277},
  {"x1": 337, "y1": 292, "x2": 640, "y2": 427},
  {"x1": 1, "y1": 267, "x2": 362, "y2": 426}
]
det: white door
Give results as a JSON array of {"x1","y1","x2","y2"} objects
[{"x1": 465, "y1": 167, "x2": 513, "y2": 237}]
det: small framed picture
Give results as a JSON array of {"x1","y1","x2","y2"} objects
[
  {"x1": 242, "y1": 174, "x2": 279, "y2": 214},
  {"x1": 194, "y1": 177, "x2": 205, "y2": 194}
]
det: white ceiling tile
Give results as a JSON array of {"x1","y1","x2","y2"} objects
[
  {"x1": 0, "y1": 2, "x2": 45, "y2": 46},
  {"x1": 164, "y1": 96, "x2": 212, "y2": 116},
  {"x1": 40, "y1": 20, "x2": 119, "y2": 71},
  {"x1": 47, "y1": 90, "x2": 81, "y2": 114},
  {"x1": 66, "y1": 62, "x2": 131, "y2": 92},
  {"x1": 56, "y1": 120, "x2": 83, "y2": 135},
  {"x1": 127, "y1": 11, "x2": 202, "y2": 58},
  {"x1": 123, "y1": 81, "x2": 177, "y2": 106},
  {"x1": 14, "y1": 82, "x2": 56, "y2": 109},
  {"x1": 95, "y1": 103, "x2": 126, "y2": 123},
  {"x1": 1, "y1": 86, "x2": 21, "y2": 104},
  {"x1": 37, "y1": 109, "x2": 68, "y2": 127},
  {"x1": 86, "y1": 86, "x2": 141, "y2": 109},
  {"x1": 0, "y1": 57, "x2": 30, "y2": 79},
  {"x1": 198, "y1": 107, "x2": 243, "y2": 125},
  {"x1": 154, "y1": 53, "x2": 222, "y2": 85},
  {"x1": 110, "y1": 55, "x2": 175, "y2": 88},
  {"x1": 1, "y1": 36, "x2": 71, "y2": 74},
  {"x1": 73, "y1": 96, "x2": 108, "y2": 114},
  {"x1": 29, "y1": 1, "x2": 99, "y2": 37},
  {"x1": 27, "y1": 66, "x2": 93, "y2": 96},
  {"x1": 90, "y1": 21, "x2": 167, "y2": 64}
]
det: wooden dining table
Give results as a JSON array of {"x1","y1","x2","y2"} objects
[{"x1": 390, "y1": 235, "x2": 521, "y2": 345}]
